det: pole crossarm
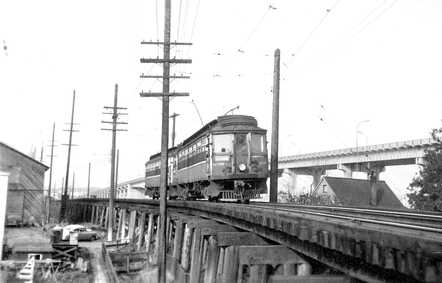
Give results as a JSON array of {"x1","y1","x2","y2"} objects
[
  {"x1": 101, "y1": 128, "x2": 128, "y2": 131},
  {"x1": 140, "y1": 58, "x2": 192, "y2": 64},
  {"x1": 140, "y1": 92, "x2": 189, "y2": 97},
  {"x1": 140, "y1": 75, "x2": 190, "y2": 79},
  {"x1": 101, "y1": 121, "x2": 128, "y2": 124},
  {"x1": 103, "y1": 106, "x2": 128, "y2": 110},
  {"x1": 102, "y1": 112, "x2": 128, "y2": 115},
  {"x1": 141, "y1": 41, "x2": 192, "y2": 46}
]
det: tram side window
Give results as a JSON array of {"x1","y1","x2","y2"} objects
[
  {"x1": 213, "y1": 134, "x2": 233, "y2": 153},
  {"x1": 251, "y1": 134, "x2": 266, "y2": 153}
]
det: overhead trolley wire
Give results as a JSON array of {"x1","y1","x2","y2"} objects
[
  {"x1": 118, "y1": 0, "x2": 140, "y2": 64},
  {"x1": 293, "y1": 0, "x2": 398, "y2": 79},
  {"x1": 295, "y1": 0, "x2": 388, "y2": 76},
  {"x1": 218, "y1": 1, "x2": 277, "y2": 76},
  {"x1": 316, "y1": 115, "x2": 350, "y2": 149},
  {"x1": 187, "y1": 0, "x2": 201, "y2": 57},
  {"x1": 156, "y1": 0, "x2": 160, "y2": 56},
  {"x1": 130, "y1": 0, "x2": 143, "y2": 58},
  {"x1": 317, "y1": 101, "x2": 357, "y2": 146},
  {"x1": 283, "y1": 0, "x2": 341, "y2": 78}
]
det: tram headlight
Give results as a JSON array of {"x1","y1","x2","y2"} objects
[{"x1": 238, "y1": 163, "x2": 247, "y2": 172}]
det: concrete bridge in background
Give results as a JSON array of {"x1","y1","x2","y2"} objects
[
  {"x1": 91, "y1": 177, "x2": 145, "y2": 198},
  {"x1": 279, "y1": 138, "x2": 437, "y2": 187},
  {"x1": 92, "y1": 138, "x2": 438, "y2": 198}
]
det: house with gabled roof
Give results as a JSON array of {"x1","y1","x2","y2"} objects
[
  {"x1": 0, "y1": 141, "x2": 49, "y2": 225},
  {"x1": 313, "y1": 176, "x2": 404, "y2": 208}
]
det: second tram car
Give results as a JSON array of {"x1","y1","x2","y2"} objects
[{"x1": 145, "y1": 115, "x2": 268, "y2": 202}]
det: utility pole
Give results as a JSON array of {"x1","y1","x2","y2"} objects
[
  {"x1": 71, "y1": 172, "x2": 75, "y2": 199},
  {"x1": 87, "y1": 163, "x2": 91, "y2": 198},
  {"x1": 60, "y1": 91, "x2": 78, "y2": 221},
  {"x1": 115, "y1": 149, "x2": 119, "y2": 198},
  {"x1": 40, "y1": 143, "x2": 44, "y2": 163},
  {"x1": 140, "y1": 1, "x2": 191, "y2": 281},
  {"x1": 170, "y1": 113, "x2": 179, "y2": 147},
  {"x1": 101, "y1": 84, "x2": 128, "y2": 241},
  {"x1": 46, "y1": 123, "x2": 57, "y2": 223},
  {"x1": 270, "y1": 49, "x2": 281, "y2": 203}
]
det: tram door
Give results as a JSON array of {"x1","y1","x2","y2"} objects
[{"x1": 234, "y1": 133, "x2": 249, "y2": 173}]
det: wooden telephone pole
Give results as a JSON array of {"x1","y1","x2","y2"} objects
[
  {"x1": 140, "y1": 1, "x2": 191, "y2": 281},
  {"x1": 71, "y1": 172, "x2": 75, "y2": 199},
  {"x1": 101, "y1": 84, "x2": 128, "y2": 241},
  {"x1": 270, "y1": 49, "x2": 281, "y2": 203},
  {"x1": 46, "y1": 123, "x2": 56, "y2": 223},
  {"x1": 60, "y1": 91, "x2": 78, "y2": 221},
  {"x1": 87, "y1": 163, "x2": 91, "y2": 198}
]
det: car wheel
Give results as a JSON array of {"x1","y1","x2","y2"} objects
[{"x1": 90, "y1": 236, "x2": 96, "y2": 241}]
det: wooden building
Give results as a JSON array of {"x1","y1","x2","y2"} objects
[
  {"x1": 0, "y1": 142, "x2": 49, "y2": 226},
  {"x1": 314, "y1": 176, "x2": 404, "y2": 208}
]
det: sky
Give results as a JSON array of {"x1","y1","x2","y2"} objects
[{"x1": 1, "y1": 0, "x2": 441, "y2": 201}]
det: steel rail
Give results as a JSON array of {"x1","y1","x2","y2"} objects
[
  {"x1": 247, "y1": 203, "x2": 442, "y2": 234},
  {"x1": 250, "y1": 202, "x2": 442, "y2": 228}
]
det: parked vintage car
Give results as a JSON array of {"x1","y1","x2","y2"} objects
[{"x1": 61, "y1": 224, "x2": 98, "y2": 241}]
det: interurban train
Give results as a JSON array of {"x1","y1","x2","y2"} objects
[{"x1": 144, "y1": 115, "x2": 269, "y2": 202}]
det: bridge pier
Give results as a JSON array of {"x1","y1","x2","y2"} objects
[
  {"x1": 337, "y1": 164, "x2": 352, "y2": 178},
  {"x1": 78, "y1": 203, "x2": 330, "y2": 282},
  {"x1": 283, "y1": 168, "x2": 325, "y2": 193},
  {"x1": 67, "y1": 197, "x2": 442, "y2": 283}
]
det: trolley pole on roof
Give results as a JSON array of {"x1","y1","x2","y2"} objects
[
  {"x1": 270, "y1": 49, "x2": 281, "y2": 203},
  {"x1": 139, "y1": 0, "x2": 191, "y2": 280}
]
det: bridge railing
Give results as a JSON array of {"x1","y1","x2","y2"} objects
[{"x1": 280, "y1": 138, "x2": 436, "y2": 161}]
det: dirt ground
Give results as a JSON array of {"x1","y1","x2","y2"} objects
[
  {"x1": 0, "y1": 224, "x2": 165, "y2": 283},
  {"x1": 1, "y1": 224, "x2": 107, "y2": 283}
]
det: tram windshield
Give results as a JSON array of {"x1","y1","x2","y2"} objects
[
  {"x1": 250, "y1": 134, "x2": 266, "y2": 154},
  {"x1": 213, "y1": 134, "x2": 233, "y2": 153}
]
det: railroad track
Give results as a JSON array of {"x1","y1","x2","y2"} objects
[
  {"x1": 89, "y1": 197, "x2": 442, "y2": 234},
  {"x1": 248, "y1": 202, "x2": 442, "y2": 234},
  {"x1": 73, "y1": 198, "x2": 442, "y2": 282}
]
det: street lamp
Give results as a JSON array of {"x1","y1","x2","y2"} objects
[
  {"x1": 291, "y1": 142, "x2": 300, "y2": 155},
  {"x1": 356, "y1": 120, "x2": 369, "y2": 171},
  {"x1": 358, "y1": 130, "x2": 368, "y2": 147},
  {"x1": 281, "y1": 134, "x2": 292, "y2": 157}
]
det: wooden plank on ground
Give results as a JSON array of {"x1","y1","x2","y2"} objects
[
  {"x1": 268, "y1": 275, "x2": 353, "y2": 283},
  {"x1": 186, "y1": 219, "x2": 219, "y2": 228},
  {"x1": 215, "y1": 232, "x2": 270, "y2": 247},
  {"x1": 203, "y1": 236, "x2": 219, "y2": 283},
  {"x1": 220, "y1": 246, "x2": 239, "y2": 283},
  {"x1": 166, "y1": 254, "x2": 188, "y2": 283},
  {"x1": 200, "y1": 225, "x2": 239, "y2": 236},
  {"x1": 189, "y1": 228, "x2": 203, "y2": 283},
  {"x1": 137, "y1": 211, "x2": 146, "y2": 250},
  {"x1": 238, "y1": 246, "x2": 307, "y2": 265}
]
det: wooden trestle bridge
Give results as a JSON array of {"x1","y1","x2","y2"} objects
[{"x1": 60, "y1": 198, "x2": 442, "y2": 283}]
